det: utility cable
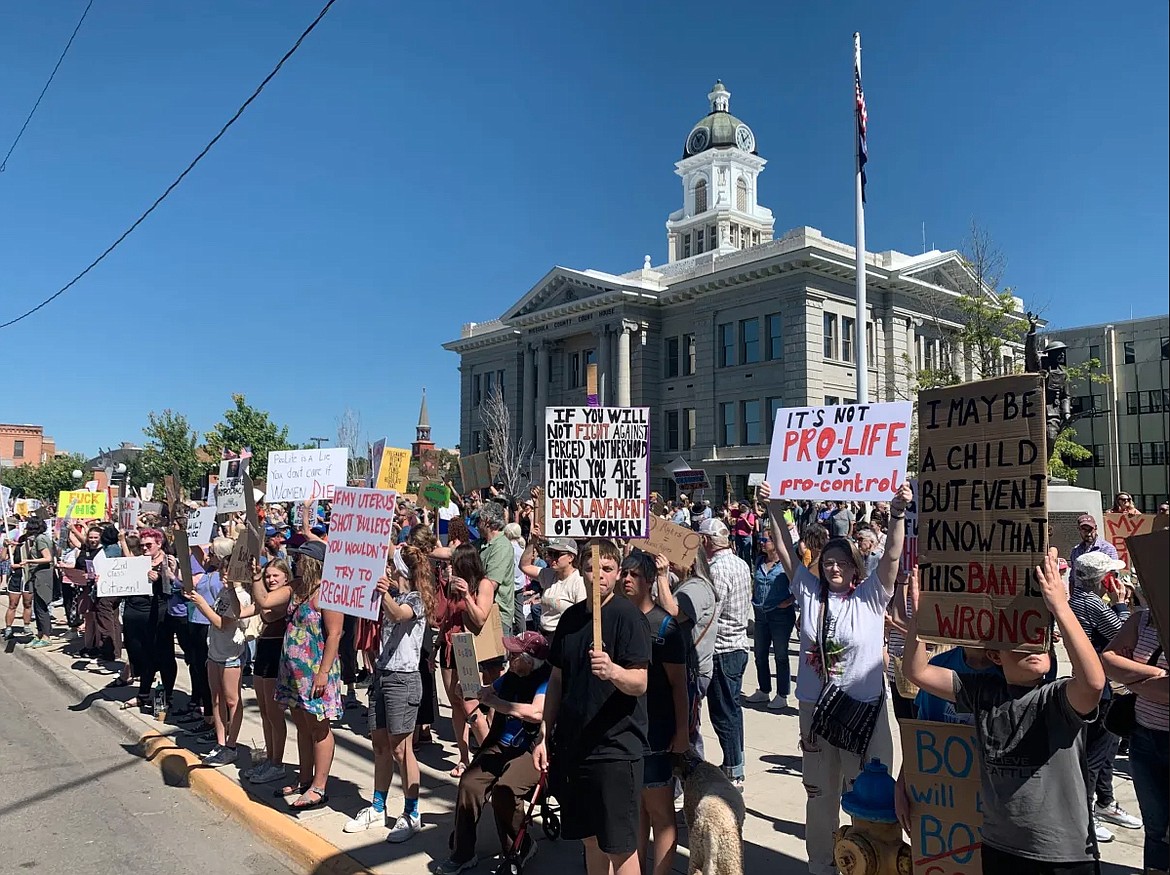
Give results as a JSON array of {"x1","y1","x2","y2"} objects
[
  {"x1": 0, "y1": 0, "x2": 339, "y2": 330},
  {"x1": 1, "y1": 0, "x2": 97, "y2": 174}
]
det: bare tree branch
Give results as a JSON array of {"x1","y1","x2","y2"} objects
[
  {"x1": 480, "y1": 384, "x2": 532, "y2": 496},
  {"x1": 336, "y1": 407, "x2": 366, "y2": 482}
]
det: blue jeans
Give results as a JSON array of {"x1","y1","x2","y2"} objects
[
  {"x1": 735, "y1": 535, "x2": 753, "y2": 563},
  {"x1": 753, "y1": 605, "x2": 796, "y2": 698},
  {"x1": 1131, "y1": 723, "x2": 1169, "y2": 872},
  {"x1": 708, "y1": 650, "x2": 748, "y2": 779}
]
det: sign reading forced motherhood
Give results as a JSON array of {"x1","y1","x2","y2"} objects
[
  {"x1": 544, "y1": 406, "x2": 650, "y2": 539},
  {"x1": 916, "y1": 374, "x2": 1050, "y2": 651}
]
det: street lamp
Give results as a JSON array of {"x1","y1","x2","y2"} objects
[{"x1": 71, "y1": 469, "x2": 83, "y2": 482}]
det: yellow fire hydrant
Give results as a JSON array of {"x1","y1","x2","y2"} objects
[{"x1": 833, "y1": 759, "x2": 912, "y2": 875}]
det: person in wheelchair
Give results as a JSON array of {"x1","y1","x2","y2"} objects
[{"x1": 439, "y1": 631, "x2": 551, "y2": 874}]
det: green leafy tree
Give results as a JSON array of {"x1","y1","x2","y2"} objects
[
  {"x1": 0, "y1": 453, "x2": 91, "y2": 503},
  {"x1": 204, "y1": 394, "x2": 297, "y2": 481},
  {"x1": 1049, "y1": 427, "x2": 1093, "y2": 484},
  {"x1": 140, "y1": 410, "x2": 207, "y2": 493}
]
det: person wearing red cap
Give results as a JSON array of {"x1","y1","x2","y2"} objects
[
  {"x1": 1069, "y1": 514, "x2": 1118, "y2": 568},
  {"x1": 438, "y1": 631, "x2": 550, "y2": 874}
]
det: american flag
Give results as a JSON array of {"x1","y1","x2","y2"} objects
[{"x1": 855, "y1": 66, "x2": 868, "y2": 203}]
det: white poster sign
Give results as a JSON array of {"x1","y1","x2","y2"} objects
[
  {"x1": 318, "y1": 487, "x2": 396, "y2": 620},
  {"x1": 94, "y1": 554, "x2": 152, "y2": 598},
  {"x1": 186, "y1": 506, "x2": 217, "y2": 546},
  {"x1": 120, "y1": 497, "x2": 140, "y2": 530},
  {"x1": 544, "y1": 406, "x2": 650, "y2": 539},
  {"x1": 764, "y1": 401, "x2": 912, "y2": 501},
  {"x1": 266, "y1": 448, "x2": 349, "y2": 503},
  {"x1": 451, "y1": 631, "x2": 482, "y2": 697},
  {"x1": 216, "y1": 457, "x2": 248, "y2": 513}
]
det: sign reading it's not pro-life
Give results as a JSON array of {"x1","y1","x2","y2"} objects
[
  {"x1": 544, "y1": 407, "x2": 649, "y2": 539},
  {"x1": 764, "y1": 402, "x2": 911, "y2": 501}
]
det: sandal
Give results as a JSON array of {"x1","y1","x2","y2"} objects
[
  {"x1": 274, "y1": 781, "x2": 311, "y2": 799},
  {"x1": 107, "y1": 678, "x2": 131, "y2": 688},
  {"x1": 449, "y1": 762, "x2": 467, "y2": 778},
  {"x1": 289, "y1": 786, "x2": 329, "y2": 810}
]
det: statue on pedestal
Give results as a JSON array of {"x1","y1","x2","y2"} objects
[{"x1": 1024, "y1": 312, "x2": 1070, "y2": 461}]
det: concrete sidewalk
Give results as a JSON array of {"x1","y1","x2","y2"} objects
[{"x1": 8, "y1": 615, "x2": 1146, "y2": 875}]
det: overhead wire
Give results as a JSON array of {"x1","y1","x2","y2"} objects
[
  {"x1": 1, "y1": 0, "x2": 97, "y2": 174},
  {"x1": 0, "y1": 0, "x2": 339, "y2": 330}
]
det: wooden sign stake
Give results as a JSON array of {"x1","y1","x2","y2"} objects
[{"x1": 591, "y1": 542, "x2": 602, "y2": 652}]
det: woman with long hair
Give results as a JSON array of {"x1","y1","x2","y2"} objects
[
  {"x1": 344, "y1": 542, "x2": 436, "y2": 843},
  {"x1": 121, "y1": 528, "x2": 178, "y2": 712},
  {"x1": 246, "y1": 557, "x2": 293, "y2": 785},
  {"x1": 406, "y1": 526, "x2": 440, "y2": 750},
  {"x1": 1111, "y1": 491, "x2": 1143, "y2": 516},
  {"x1": 251, "y1": 541, "x2": 342, "y2": 810}
]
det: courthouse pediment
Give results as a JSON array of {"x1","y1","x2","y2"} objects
[{"x1": 503, "y1": 267, "x2": 632, "y2": 322}]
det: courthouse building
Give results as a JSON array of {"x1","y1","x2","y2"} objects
[{"x1": 444, "y1": 81, "x2": 1025, "y2": 500}]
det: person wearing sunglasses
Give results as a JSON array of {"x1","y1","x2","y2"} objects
[
  {"x1": 519, "y1": 522, "x2": 585, "y2": 638},
  {"x1": 120, "y1": 528, "x2": 177, "y2": 713},
  {"x1": 742, "y1": 528, "x2": 795, "y2": 711},
  {"x1": 1111, "y1": 493, "x2": 1143, "y2": 517}
]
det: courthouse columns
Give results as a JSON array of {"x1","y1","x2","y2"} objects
[
  {"x1": 596, "y1": 326, "x2": 610, "y2": 406},
  {"x1": 534, "y1": 342, "x2": 548, "y2": 441},
  {"x1": 617, "y1": 323, "x2": 632, "y2": 407},
  {"x1": 521, "y1": 344, "x2": 535, "y2": 447}
]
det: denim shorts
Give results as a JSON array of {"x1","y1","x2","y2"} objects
[
  {"x1": 210, "y1": 656, "x2": 243, "y2": 669},
  {"x1": 643, "y1": 751, "x2": 675, "y2": 789}
]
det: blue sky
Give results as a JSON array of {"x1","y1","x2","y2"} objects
[{"x1": 1, "y1": 1, "x2": 1166, "y2": 458}]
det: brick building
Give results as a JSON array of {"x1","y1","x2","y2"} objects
[{"x1": 0, "y1": 424, "x2": 57, "y2": 468}]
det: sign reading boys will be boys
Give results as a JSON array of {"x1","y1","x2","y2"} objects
[
  {"x1": 544, "y1": 407, "x2": 650, "y2": 539},
  {"x1": 764, "y1": 401, "x2": 912, "y2": 502},
  {"x1": 266, "y1": 448, "x2": 349, "y2": 503}
]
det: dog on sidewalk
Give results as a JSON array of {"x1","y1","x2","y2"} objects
[{"x1": 676, "y1": 752, "x2": 745, "y2": 875}]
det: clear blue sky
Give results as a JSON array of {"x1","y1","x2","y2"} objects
[{"x1": 2, "y1": 1, "x2": 1166, "y2": 458}]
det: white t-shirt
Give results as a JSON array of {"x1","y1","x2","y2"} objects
[
  {"x1": 794, "y1": 564, "x2": 891, "y2": 705},
  {"x1": 207, "y1": 585, "x2": 252, "y2": 663},
  {"x1": 537, "y1": 567, "x2": 586, "y2": 635}
]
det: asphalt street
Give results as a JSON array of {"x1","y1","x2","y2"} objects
[{"x1": 0, "y1": 650, "x2": 295, "y2": 875}]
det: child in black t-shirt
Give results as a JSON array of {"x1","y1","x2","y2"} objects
[{"x1": 533, "y1": 538, "x2": 651, "y2": 875}]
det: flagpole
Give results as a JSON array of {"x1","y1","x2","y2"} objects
[{"x1": 853, "y1": 31, "x2": 868, "y2": 405}]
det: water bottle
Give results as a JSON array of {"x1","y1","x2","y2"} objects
[{"x1": 153, "y1": 682, "x2": 166, "y2": 720}]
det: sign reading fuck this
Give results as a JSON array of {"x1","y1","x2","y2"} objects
[
  {"x1": 764, "y1": 401, "x2": 911, "y2": 501},
  {"x1": 544, "y1": 406, "x2": 650, "y2": 539},
  {"x1": 318, "y1": 487, "x2": 397, "y2": 621}
]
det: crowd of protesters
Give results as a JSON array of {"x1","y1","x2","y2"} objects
[{"x1": 0, "y1": 478, "x2": 1166, "y2": 875}]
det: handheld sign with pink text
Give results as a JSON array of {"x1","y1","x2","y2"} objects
[
  {"x1": 916, "y1": 374, "x2": 1050, "y2": 652},
  {"x1": 764, "y1": 401, "x2": 911, "y2": 501},
  {"x1": 544, "y1": 406, "x2": 649, "y2": 539},
  {"x1": 318, "y1": 487, "x2": 397, "y2": 621},
  {"x1": 266, "y1": 448, "x2": 349, "y2": 503}
]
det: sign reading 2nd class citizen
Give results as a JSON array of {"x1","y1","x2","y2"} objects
[{"x1": 544, "y1": 406, "x2": 650, "y2": 540}]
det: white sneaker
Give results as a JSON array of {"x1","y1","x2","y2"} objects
[
  {"x1": 1095, "y1": 801, "x2": 1142, "y2": 830},
  {"x1": 742, "y1": 690, "x2": 769, "y2": 704},
  {"x1": 1093, "y1": 817, "x2": 1114, "y2": 844},
  {"x1": 343, "y1": 806, "x2": 388, "y2": 833},
  {"x1": 386, "y1": 813, "x2": 421, "y2": 843},
  {"x1": 767, "y1": 694, "x2": 787, "y2": 711}
]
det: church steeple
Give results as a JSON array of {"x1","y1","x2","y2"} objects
[{"x1": 412, "y1": 388, "x2": 435, "y2": 459}]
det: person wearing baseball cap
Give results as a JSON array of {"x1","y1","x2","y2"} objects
[
  {"x1": 518, "y1": 534, "x2": 585, "y2": 636},
  {"x1": 439, "y1": 631, "x2": 551, "y2": 874},
  {"x1": 1069, "y1": 514, "x2": 1118, "y2": 567}
]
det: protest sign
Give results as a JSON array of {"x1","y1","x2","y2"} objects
[
  {"x1": 916, "y1": 374, "x2": 1050, "y2": 651},
  {"x1": 0, "y1": 485, "x2": 11, "y2": 508},
  {"x1": 747, "y1": 472, "x2": 766, "y2": 487},
  {"x1": 645, "y1": 514, "x2": 702, "y2": 570},
  {"x1": 171, "y1": 527, "x2": 196, "y2": 593},
  {"x1": 375, "y1": 447, "x2": 411, "y2": 493},
  {"x1": 215, "y1": 458, "x2": 247, "y2": 513},
  {"x1": 673, "y1": 469, "x2": 710, "y2": 490},
  {"x1": 900, "y1": 719, "x2": 983, "y2": 874},
  {"x1": 368, "y1": 438, "x2": 386, "y2": 487},
  {"x1": 224, "y1": 522, "x2": 260, "y2": 585},
  {"x1": 294, "y1": 500, "x2": 319, "y2": 529},
  {"x1": 1127, "y1": 527, "x2": 1169, "y2": 655},
  {"x1": 420, "y1": 481, "x2": 451, "y2": 508},
  {"x1": 765, "y1": 401, "x2": 911, "y2": 501},
  {"x1": 57, "y1": 490, "x2": 105, "y2": 520},
  {"x1": 186, "y1": 506, "x2": 217, "y2": 545},
  {"x1": 545, "y1": 406, "x2": 650, "y2": 539},
  {"x1": 318, "y1": 487, "x2": 397, "y2": 621},
  {"x1": 450, "y1": 631, "x2": 482, "y2": 697},
  {"x1": 1104, "y1": 512, "x2": 1153, "y2": 568},
  {"x1": 140, "y1": 501, "x2": 164, "y2": 516},
  {"x1": 14, "y1": 498, "x2": 38, "y2": 516},
  {"x1": 458, "y1": 452, "x2": 494, "y2": 493},
  {"x1": 901, "y1": 478, "x2": 919, "y2": 575},
  {"x1": 266, "y1": 448, "x2": 348, "y2": 502},
  {"x1": 120, "y1": 497, "x2": 140, "y2": 530},
  {"x1": 94, "y1": 554, "x2": 152, "y2": 598}
]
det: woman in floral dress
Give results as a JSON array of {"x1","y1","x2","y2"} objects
[{"x1": 251, "y1": 540, "x2": 342, "y2": 810}]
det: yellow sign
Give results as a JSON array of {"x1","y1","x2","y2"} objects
[
  {"x1": 58, "y1": 490, "x2": 107, "y2": 520},
  {"x1": 376, "y1": 447, "x2": 411, "y2": 493}
]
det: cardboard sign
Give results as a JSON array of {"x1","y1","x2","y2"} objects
[
  {"x1": 266, "y1": 448, "x2": 349, "y2": 502},
  {"x1": 1103, "y1": 513, "x2": 1153, "y2": 568},
  {"x1": 472, "y1": 603, "x2": 506, "y2": 661},
  {"x1": 57, "y1": 490, "x2": 105, "y2": 520},
  {"x1": 224, "y1": 521, "x2": 260, "y2": 585},
  {"x1": 545, "y1": 406, "x2": 650, "y2": 539},
  {"x1": 94, "y1": 554, "x2": 152, "y2": 598},
  {"x1": 216, "y1": 458, "x2": 247, "y2": 513},
  {"x1": 916, "y1": 375, "x2": 1050, "y2": 651},
  {"x1": 186, "y1": 506, "x2": 217, "y2": 545},
  {"x1": 1127, "y1": 527, "x2": 1169, "y2": 655},
  {"x1": 171, "y1": 527, "x2": 196, "y2": 593},
  {"x1": 901, "y1": 478, "x2": 919, "y2": 575},
  {"x1": 644, "y1": 514, "x2": 702, "y2": 570},
  {"x1": 673, "y1": 469, "x2": 710, "y2": 490},
  {"x1": 119, "y1": 497, "x2": 140, "y2": 530},
  {"x1": 450, "y1": 631, "x2": 482, "y2": 697},
  {"x1": 747, "y1": 472, "x2": 766, "y2": 487},
  {"x1": 901, "y1": 719, "x2": 983, "y2": 874},
  {"x1": 765, "y1": 401, "x2": 912, "y2": 501},
  {"x1": 459, "y1": 452, "x2": 494, "y2": 493},
  {"x1": 368, "y1": 438, "x2": 386, "y2": 488},
  {"x1": 375, "y1": 447, "x2": 412, "y2": 493},
  {"x1": 318, "y1": 487, "x2": 397, "y2": 621}
]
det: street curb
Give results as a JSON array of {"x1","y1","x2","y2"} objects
[{"x1": 17, "y1": 646, "x2": 374, "y2": 875}]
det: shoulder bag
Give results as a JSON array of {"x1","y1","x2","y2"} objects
[
  {"x1": 1104, "y1": 617, "x2": 1163, "y2": 739},
  {"x1": 809, "y1": 585, "x2": 885, "y2": 757}
]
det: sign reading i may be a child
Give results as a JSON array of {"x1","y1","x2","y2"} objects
[{"x1": 544, "y1": 407, "x2": 650, "y2": 539}]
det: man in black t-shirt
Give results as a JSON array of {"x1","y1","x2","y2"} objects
[{"x1": 534, "y1": 539, "x2": 650, "y2": 875}]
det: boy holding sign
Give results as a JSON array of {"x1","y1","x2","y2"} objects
[{"x1": 904, "y1": 552, "x2": 1106, "y2": 875}]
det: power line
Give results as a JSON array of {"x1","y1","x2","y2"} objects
[
  {"x1": 1, "y1": 0, "x2": 96, "y2": 174},
  {"x1": 0, "y1": 0, "x2": 339, "y2": 331}
]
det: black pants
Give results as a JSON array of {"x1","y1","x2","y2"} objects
[
  {"x1": 151, "y1": 613, "x2": 185, "y2": 702},
  {"x1": 981, "y1": 843, "x2": 1099, "y2": 875},
  {"x1": 340, "y1": 613, "x2": 358, "y2": 685},
  {"x1": 1085, "y1": 698, "x2": 1119, "y2": 807},
  {"x1": 183, "y1": 623, "x2": 211, "y2": 712},
  {"x1": 122, "y1": 605, "x2": 161, "y2": 702},
  {"x1": 891, "y1": 689, "x2": 918, "y2": 722}
]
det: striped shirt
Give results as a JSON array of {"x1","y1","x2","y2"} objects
[
  {"x1": 1068, "y1": 585, "x2": 1124, "y2": 653},
  {"x1": 708, "y1": 549, "x2": 751, "y2": 654},
  {"x1": 1133, "y1": 609, "x2": 1169, "y2": 732}
]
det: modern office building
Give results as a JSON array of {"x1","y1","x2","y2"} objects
[
  {"x1": 443, "y1": 81, "x2": 1028, "y2": 500},
  {"x1": 1044, "y1": 315, "x2": 1170, "y2": 512}
]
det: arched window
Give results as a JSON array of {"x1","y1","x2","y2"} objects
[
  {"x1": 694, "y1": 179, "x2": 708, "y2": 214},
  {"x1": 736, "y1": 177, "x2": 748, "y2": 212}
]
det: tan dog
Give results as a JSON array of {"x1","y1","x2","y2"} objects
[{"x1": 677, "y1": 754, "x2": 745, "y2": 875}]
